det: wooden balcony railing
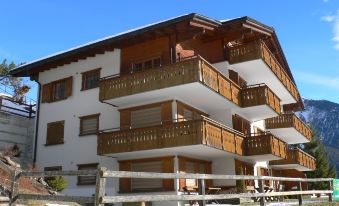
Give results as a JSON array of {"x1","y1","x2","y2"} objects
[
  {"x1": 245, "y1": 132, "x2": 287, "y2": 159},
  {"x1": 265, "y1": 113, "x2": 313, "y2": 141},
  {"x1": 242, "y1": 84, "x2": 281, "y2": 114},
  {"x1": 270, "y1": 148, "x2": 316, "y2": 170},
  {"x1": 99, "y1": 56, "x2": 241, "y2": 105},
  {"x1": 100, "y1": 56, "x2": 280, "y2": 113},
  {"x1": 97, "y1": 117, "x2": 245, "y2": 156},
  {"x1": 228, "y1": 40, "x2": 299, "y2": 102}
]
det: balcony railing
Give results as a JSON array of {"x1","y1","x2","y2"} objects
[
  {"x1": 99, "y1": 56, "x2": 241, "y2": 105},
  {"x1": 97, "y1": 117, "x2": 245, "y2": 156},
  {"x1": 228, "y1": 40, "x2": 299, "y2": 102},
  {"x1": 270, "y1": 148, "x2": 316, "y2": 170},
  {"x1": 245, "y1": 132, "x2": 287, "y2": 159},
  {"x1": 99, "y1": 56, "x2": 280, "y2": 114},
  {"x1": 265, "y1": 113, "x2": 313, "y2": 141},
  {"x1": 242, "y1": 84, "x2": 281, "y2": 114}
]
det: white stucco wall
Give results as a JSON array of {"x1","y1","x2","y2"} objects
[{"x1": 37, "y1": 50, "x2": 121, "y2": 196}]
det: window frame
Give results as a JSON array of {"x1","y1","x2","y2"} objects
[
  {"x1": 79, "y1": 113, "x2": 100, "y2": 136},
  {"x1": 81, "y1": 68, "x2": 101, "y2": 91},
  {"x1": 77, "y1": 163, "x2": 98, "y2": 185},
  {"x1": 45, "y1": 120, "x2": 65, "y2": 146}
]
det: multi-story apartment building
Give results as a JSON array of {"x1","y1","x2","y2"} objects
[{"x1": 10, "y1": 13, "x2": 316, "y2": 204}]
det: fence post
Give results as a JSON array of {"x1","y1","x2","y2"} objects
[
  {"x1": 9, "y1": 169, "x2": 19, "y2": 206},
  {"x1": 258, "y1": 180, "x2": 266, "y2": 206},
  {"x1": 95, "y1": 166, "x2": 107, "y2": 206},
  {"x1": 328, "y1": 180, "x2": 333, "y2": 202},
  {"x1": 297, "y1": 181, "x2": 303, "y2": 205},
  {"x1": 198, "y1": 179, "x2": 206, "y2": 206}
]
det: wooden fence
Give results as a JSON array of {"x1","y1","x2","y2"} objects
[{"x1": 0, "y1": 161, "x2": 334, "y2": 206}]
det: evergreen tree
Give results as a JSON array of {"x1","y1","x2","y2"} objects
[
  {"x1": 0, "y1": 59, "x2": 30, "y2": 102},
  {"x1": 303, "y1": 128, "x2": 337, "y2": 190}
]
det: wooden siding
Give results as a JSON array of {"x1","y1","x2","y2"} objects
[
  {"x1": 245, "y1": 133, "x2": 287, "y2": 159},
  {"x1": 269, "y1": 148, "x2": 316, "y2": 171},
  {"x1": 265, "y1": 113, "x2": 313, "y2": 141},
  {"x1": 228, "y1": 40, "x2": 300, "y2": 102},
  {"x1": 100, "y1": 56, "x2": 281, "y2": 113},
  {"x1": 120, "y1": 36, "x2": 171, "y2": 74}
]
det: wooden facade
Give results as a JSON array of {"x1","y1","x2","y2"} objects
[{"x1": 265, "y1": 113, "x2": 313, "y2": 141}]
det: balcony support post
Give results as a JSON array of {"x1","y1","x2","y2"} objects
[{"x1": 198, "y1": 179, "x2": 206, "y2": 206}]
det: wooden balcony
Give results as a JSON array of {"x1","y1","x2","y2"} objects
[
  {"x1": 270, "y1": 148, "x2": 316, "y2": 171},
  {"x1": 245, "y1": 132, "x2": 287, "y2": 161},
  {"x1": 240, "y1": 84, "x2": 281, "y2": 120},
  {"x1": 228, "y1": 40, "x2": 299, "y2": 105},
  {"x1": 100, "y1": 56, "x2": 280, "y2": 121},
  {"x1": 265, "y1": 113, "x2": 313, "y2": 144},
  {"x1": 97, "y1": 117, "x2": 245, "y2": 156}
]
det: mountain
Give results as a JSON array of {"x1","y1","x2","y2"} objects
[{"x1": 298, "y1": 99, "x2": 339, "y2": 171}]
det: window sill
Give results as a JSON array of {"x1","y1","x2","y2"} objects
[
  {"x1": 77, "y1": 182, "x2": 96, "y2": 186},
  {"x1": 119, "y1": 188, "x2": 175, "y2": 193},
  {"x1": 44, "y1": 142, "x2": 64, "y2": 146}
]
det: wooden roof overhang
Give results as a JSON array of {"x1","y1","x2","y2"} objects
[{"x1": 10, "y1": 13, "x2": 220, "y2": 77}]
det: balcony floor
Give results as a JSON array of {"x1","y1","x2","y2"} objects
[
  {"x1": 103, "y1": 82, "x2": 278, "y2": 121},
  {"x1": 267, "y1": 128, "x2": 310, "y2": 144},
  {"x1": 102, "y1": 144, "x2": 245, "y2": 161},
  {"x1": 244, "y1": 154, "x2": 283, "y2": 162},
  {"x1": 270, "y1": 164, "x2": 314, "y2": 172},
  {"x1": 227, "y1": 59, "x2": 296, "y2": 105}
]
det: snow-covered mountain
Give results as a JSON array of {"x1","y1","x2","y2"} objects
[{"x1": 298, "y1": 99, "x2": 339, "y2": 170}]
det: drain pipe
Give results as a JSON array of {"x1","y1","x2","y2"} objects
[{"x1": 32, "y1": 80, "x2": 41, "y2": 165}]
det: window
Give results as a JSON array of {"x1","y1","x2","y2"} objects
[
  {"x1": 42, "y1": 77, "x2": 73, "y2": 103},
  {"x1": 46, "y1": 121, "x2": 65, "y2": 145},
  {"x1": 77, "y1": 163, "x2": 98, "y2": 185},
  {"x1": 132, "y1": 57, "x2": 161, "y2": 73},
  {"x1": 81, "y1": 68, "x2": 101, "y2": 90},
  {"x1": 119, "y1": 157, "x2": 174, "y2": 192},
  {"x1": 79, "y1": 114, "x2": 100, "y2": 136},
  {"x1": 178, "y1": 157, "x2": 212, "y2": 191}
]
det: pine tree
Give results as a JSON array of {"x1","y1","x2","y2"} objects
[
  {"x1": 0, "y1": 59, "x2": 30, "y2": 102},
  {"x1": 303, "y1": 128, "x2": 336, "y2": 190}
]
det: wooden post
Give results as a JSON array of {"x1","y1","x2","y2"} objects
[
  {"x1": 9, "y1": 170, "x2": 19, "y2": 206},
  {"x1": 95, "y1": 167, "x2": 107, "y2": 206},
  {"x1": 258, "y1": 180, "x2": 266, "y2": 206},
  {"x1": 328, "y1": 180, "x2": 333, "y2": 202},
  {"x1": 198, "y1": 179, "x2": 206, "y2": 206},
  {"x1": 297, "y1": 181, "x2": 303, "y2": 205}
]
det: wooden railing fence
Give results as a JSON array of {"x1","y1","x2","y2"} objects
[{"x1": 0, "y1": 160, "x2": 334, "y2": 206}]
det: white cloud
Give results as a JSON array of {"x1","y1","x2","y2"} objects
[
  {"x1": 322, "y1": 10, "x2": 339, "y2": 50},
  {"x1": 295, "y1": 70, "x2": 339, "y2": 89},
  {"x1": 323, "y1": 0, "x2": 329, "y2": 3}
]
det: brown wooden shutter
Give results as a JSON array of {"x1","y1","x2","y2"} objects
[
  {"x1": 119, "y1": 161, "x2": 131, "y2": 192},
  {"x1": 161, "y1": 102, "x2": 172, "y2": 124},
  {"x1": 120, "y1": 110, "x2": 131, "y2": 130},
  {"x1": 46, "y1": 121, "x2": 64, "y2": 145},
  {"x1": 41, "y1": 83, "x2": 52, "y2": 103},
  {"x1": 229, "y1": 70, "x2": 239, "y2": 85},
  {"x1": 205, "y1": 162, "x2": 212, "y2": 188},
  {"x1": 65, "y1": 76, "x2": 73, "y2": 98},
  {"x1": 162, "y1": 157, "x2": 174, "y2": 191}
]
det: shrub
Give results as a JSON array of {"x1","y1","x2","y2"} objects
[{"x1": 46, "y1": 176, "x2": 68, "y2": 192}]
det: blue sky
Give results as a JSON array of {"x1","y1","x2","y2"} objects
[{"x1": 1, "y1": 0, "x2": 339, "y2": 103}]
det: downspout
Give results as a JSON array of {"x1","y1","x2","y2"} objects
[{"x1": 33, "y1": 81, "x2": 41, "y2": 165}]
